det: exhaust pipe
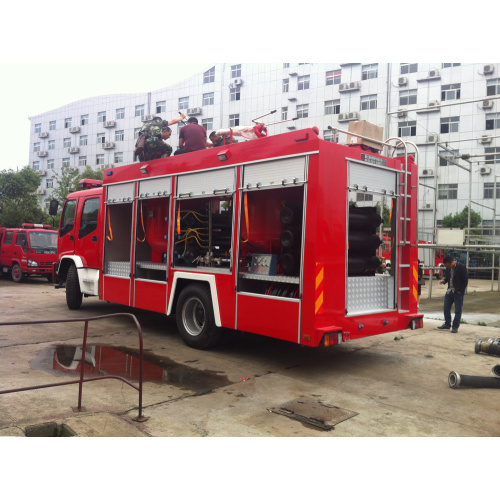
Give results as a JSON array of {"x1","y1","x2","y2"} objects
[
  {"x1": 449, "y1": 371, "x2": 500, "y2": 389},
  {"x1": 474, "y1": 339, "x2": 500, "y2": 357},
  {"x1": 493, "y1": 365, "x2": 500, "y2": 377}
]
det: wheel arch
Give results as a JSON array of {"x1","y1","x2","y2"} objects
[
  {"x1": 58, "y1": 256, "x2": 84, "y2": 281},
  {"x1": 167, "y1": 272, "x2": 221, "y2": 327}
]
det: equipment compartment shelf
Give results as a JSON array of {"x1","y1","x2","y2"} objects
[
  {"x1": 136, "y1": 261, "x2": 167, "y2": 271},
  {"x1": 239, "y1": 272, "x2": 299, "y2": 284}
]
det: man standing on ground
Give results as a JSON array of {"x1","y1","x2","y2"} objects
[
  {"x1": 437, "y1": 255, "x2": 468, "y2": 333},
  {"x1": 177, "y1": 117, "x2": 207, "y2": 154}
]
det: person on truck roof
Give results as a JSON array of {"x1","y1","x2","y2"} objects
[
  {"x1": 138, "y1": 114, "x2": 186, "y2": 161},
  {"x1": 176, "y1": 117, "x2": 208, "y2": 154}
]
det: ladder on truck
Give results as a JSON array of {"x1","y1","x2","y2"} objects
[{"x1": 329, "y1": 126, "x2": 419, "y2": 313}]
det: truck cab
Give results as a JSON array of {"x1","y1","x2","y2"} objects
[{"x1": 0, "y1": 224, "x2": 58, "y2": 282}]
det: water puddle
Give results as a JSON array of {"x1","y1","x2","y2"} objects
[{"x1": 30, "y1": 344, "x2": 231, "y2": 393}]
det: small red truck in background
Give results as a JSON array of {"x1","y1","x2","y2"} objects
[{"x1": 0, "y1": 223, "x2": 58, "y2": 282}]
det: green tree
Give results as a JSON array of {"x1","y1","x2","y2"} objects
[
  {"x1": 375, "y1": 201, "x2": 391, "y2": 229},
  {"x1": 442, "y1": 205, "x2": 482, "y2": 234},
  {"x1": 71, "y1": 165, "x2": 103, "y2": 192},
  {"x1": 51, "y1": 166, "x2": 80, "y2": 206},
  {"x1": 0, "y1": 167, "x2": 45, "y2": 227}
]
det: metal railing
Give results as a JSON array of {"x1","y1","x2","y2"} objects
[{"x1": 0, "y1": 313, "x2": 147, "y2": 422}]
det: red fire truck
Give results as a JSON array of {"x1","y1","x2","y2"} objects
[
  {"x1": 55, "y1": 127, "x2": 423, "y2": 349},
  {"x1": 0, "y1": 223, "x2": 58, "y2": 282}
]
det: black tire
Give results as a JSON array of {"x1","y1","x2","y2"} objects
[
  {"x1": 176, "y1": 284, "x2": 222, "y2": 350},
  {"x1": 66, "y1": 264, "x2": 83, "y2": 310},
  {"x1": 11, "y1": 264, "x2": 24, "y2": 283}
]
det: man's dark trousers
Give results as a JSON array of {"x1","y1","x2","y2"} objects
[{"x1": 443, "y1": 291, "x2": 464, "y2": 329}]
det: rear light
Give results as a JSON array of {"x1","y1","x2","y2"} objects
[
  {"x1": 411, "y1": 317, "x2": 424, "y2": 330},
  {"x1": 323, "y1": 332, "x2": 342, "y2": 347}
]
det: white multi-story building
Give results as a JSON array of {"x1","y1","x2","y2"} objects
[{"x1": 28, "y1": 62, "x2": 500, "y2": 237}]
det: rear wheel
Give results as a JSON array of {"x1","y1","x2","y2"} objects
[
  {"x1": 66, "y1": 264, "x2": 82, "y2": 310},
  {"x1": 11, "y1": 264, "x2": 24, "y2": 283},
  {"x1": 176, "y1": 284, "x2": 222, "y2": 350}
]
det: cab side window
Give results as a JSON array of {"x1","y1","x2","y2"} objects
[
  {"x1": 15, "y1": 233, "x2": 28, "y2": 251},
  {"x1": 79, "y1": 197, "x2": 100, "y2": 239},
  {"x1": 60, "y1": 200, "x2": 77, "y2": 237},
  {"x1": 4, "y1": 231, "x2": 14, "y2": 244}
]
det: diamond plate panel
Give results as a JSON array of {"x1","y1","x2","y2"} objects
[
  {"x1": 243, "y1": 156, "x2": 306, "y2": 189},
  {"x1": 106, "y1": 261, "x2": 130, "y2": 277},
  {"x1": 347, "y1": 276, "x2": 395, "y2": 315}
]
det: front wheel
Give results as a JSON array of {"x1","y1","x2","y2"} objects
[
  {"x1": 12, "y1": 264, "x2": 24, "y2": 283},
  {"x1": 176, "y1": 284, "x2": 222, "y2": 350},
  {"x1": 66, "y1": 264, "x2": 83, "y2": 310}
]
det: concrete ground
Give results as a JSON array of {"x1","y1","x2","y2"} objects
[{"x1": 1, "y1": 276, "x2": 499, "y2": 437}]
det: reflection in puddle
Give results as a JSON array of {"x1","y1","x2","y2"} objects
[{"x1": 47, "y1": 344, "x2": 230, "y2": 393}]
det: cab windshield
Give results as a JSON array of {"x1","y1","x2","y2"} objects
[{"x1": 29, "y1": 231, "x2": 58, "y2": 249}]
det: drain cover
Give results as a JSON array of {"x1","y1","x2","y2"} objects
[{"x1": 268, "y1": 397, "x2": 358, "y2": 430}]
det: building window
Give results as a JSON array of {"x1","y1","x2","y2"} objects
[
  {"x1": 283, "y1": 63, "x2": 290, "y2": 68},
  {"x1": 46, "y1": 178, "x2": 53, "y2": 188},
  {"x1": 116, "y1": 108, "x2": 125, "y2": 119},
  {"x1": 203, "y1": 66, "x2": 215, "y2": 83},
  {"x1": 487, "y1": 78, "x2": 500, "y2": 96},
  {"x1": 155, "y1": 101, "x2": 165, "y2": 114},
  {"x1": 80, "y1": 135, "x2": 88, "y2": 146},
  {"x1": 439, "y1": 150, "x2": 459, "y2": 166},
  {"x1": 63, "y1": 138, "x2": 71, "y2": 148},
  {"x1": 63, "y1": 158, "x2": 70, "y2": 168},
  {"x1": 78, "y1": 156, "x2": 86, "y2": 167},
  {"x1": 297, "y1": 104, "x2": 309, "y2": 118},
  {"x1": 134, "y1": 105, "x2": 144, "y2": 117},
  {"x1": 33, "y1": 142, "x2": 40, "y2": 152},
  {"x1": 33, "y1": 161, "x2": 39, "y2": 171},
  {"x1": 96, "y1": 154, "x2": 104, "y2": 165},
  {"x1": 362, "y1": 64, "x2": 378, "y2": 80},
  {"x1": 48, "y1": 140, "x2": 55, "y2": 150},
  {"x1": 97, "y1": 133, "x2": 105, "y2": 144},
  {"x1": 281, "y1": 107, "x2": 288, "y2": 120},
  {"x1": 326, "y1": 69, "x2": 341, "y2": 85},
  {"x1": 325, "y1": 100, "x2": 340, "y2": 115},
  {"x1": 47, "y1": 159, "x2": 54, "y2": 170},
  {"x1": 440, "y1": 117, "x2": 460, "y2": 134},
  {"x1": 229, "y1": 114, "x2": 240, "y2": 127},
  {"x1": 203, "y1": 92, "x2": 214, "y2": 106},
  {"x1": 98, "y1": 111, "x2": 106, "y2": 122},
  {"x1": 114, "y1": 152, "x2": 123, "y2": 163},
  {"x1": 399, "y1": 89, "x2": 417, "y2": 106},
  {"x1": 35, "y1": 123, "x2": 41, "y2": 133},
  {"x1": 179, "y1": 97, "x2": 189, "y2": 110},
  {"x1": 230, "y1": 87, "x2": 240, "y2": 101},
  {"x1": 486, "y1": 113, "x2": 500, "y2": 130},
  {"x1": 201, "y1": 118, "x2": 213, "y2": 131},
  {"x1": 400, "y1": 63, "x2": 418, "y2": 74},
  {"x1": 282, "y1": 78, "x2": 289, "y2": 93},
  {"x1": 484, "y1": 182, "x2": 500, "y2": 199},
  {"x1": 442, "y1": 63, "x2": 461, "y2": 68},
  {"x1": 231, "y1": 64, "x2": 241, "y2": 78},
  {"x1": 49, "y1": 120, "x2": 56, "y2": 130},
  {"x1": 81, "y1": 115, "x2": 88, "y2": 126},
  {"x1": 485, "y1": 147, "x2": 500, "y2": 164},
  {"x1": 361, "y1": 94, "x2": 377, "y2": 110},
  {"x1": 441, "y1": 83, "x2": 461, "y2": 101},
  {"x1": 134, "y1": 128, "x2": 141, "y2": 139},
  {"x1": 298, "y1": 75, "x2": 310, "y2": 90},
  {"x1": 64, "y1": 118, "x2": 72, "y2": 128},
  {"x1": 398, "y1": 121, "x2": 416, "y2": 136},
  {"x1": 357, "y1": 192, "x2": 374, "y2": 202},
  {"x1": 438, "y1": 183, "x2": 458, "y2": 200},
  {"x1": 323, "y1": 130, "x2": 339, "y2": 143},
  {"x1": 115, "y1": 130, "x2": 124, "y2": 141}
]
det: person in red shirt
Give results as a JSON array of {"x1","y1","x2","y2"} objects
[{"x1": 177, "y1": 117, "x2": 207, "y2": 154}]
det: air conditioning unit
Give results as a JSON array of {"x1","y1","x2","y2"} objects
[
  {"x1": 37, "y1": 151, "x2": 48, "y2": 157},
  {"x1": 68, "y1": 147, "x2": 79, "y2": 153},
  {"x1": 397, "y1": 109, "x2": 407, "y2": 118},
  {"x1": 428, "y1": 100, "x2": 440, "y2": 107},
  {"x1": 69, "y1": 126, "x2": 81, "y2": 133},
  {"x1": 338, "y1": 113, "x2": 349, "y2": 121},
  {"x1": 428, "y1": 133, "x2": 439, "y2": 142},
  {"x1": 348, "y1": 111, "x2": 359, "y2": 120},
  {"x1": 421, "y1": 169, "x2": 434, "y2": 176},
  {"x1": 398, "y1": 76, "x2": 408, "y2": 86},
  {"x1": 103, "y1": 164, "x2": 114, "y2": 169},
  {"x1": 287, "y1": 94, "x2": 297, "y2": 101},
  {"x1": 480, "y1": 167, "x2": 492, "y2": 175},
  {"x1": 349, "y1": 81, "x2": 360, "y2": 90},
  {"x1": 67, "y1": 167, "x2": 78, "y2": 173},
  {"x1": 38, "y1": 132, "x2": 49, "y2": 138},
  {"x1": 36, "y1": 188, "x2": 46, "y2": 195},
  {"x1": 339, "y1": 83, "x2": 350, "y2": 92},
  {"x1": 141, "y1": 115, "x2": 154, "y2": 122},
  {"x1": 187, "y1": 107, "x2": 202, "y2": 115},
  {"x1": 482, "y1": 100, "x2": 494, "y2": 109},
  {"x1": 103, "y1": 142, "x2": 115, "y2": 149},
  {"x1": 480, "y1": 135, "x2": 492, "y2": 144},
  {"x1": 232, "y1": 77, "x2": 243, "y2": 86},
  {"x1": 428, "y1": 69, "x2": 440, "y2": 78},
  {"x1": 38, "y1": 170, "x2": 47, "y2": 176},
  {"x1": 421, "y1": 203, "x2": 433, "y2": 210},
  {"x1": 104, "y1": 120, "x2": 116, "y2": 128},
  {"x1": 484, "y1": 64, "x2": 494, "y2": 74}
]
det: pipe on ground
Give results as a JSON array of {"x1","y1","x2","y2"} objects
[
  {"x1": 448, "y1": 371, "x2": 500, "y2": 389},
  {"x1": 474, "y1": 339, "x2": 500, "y2": 357},
  {"x1": 492, "y1": 365, "x2": 500, "y2": 377}
]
